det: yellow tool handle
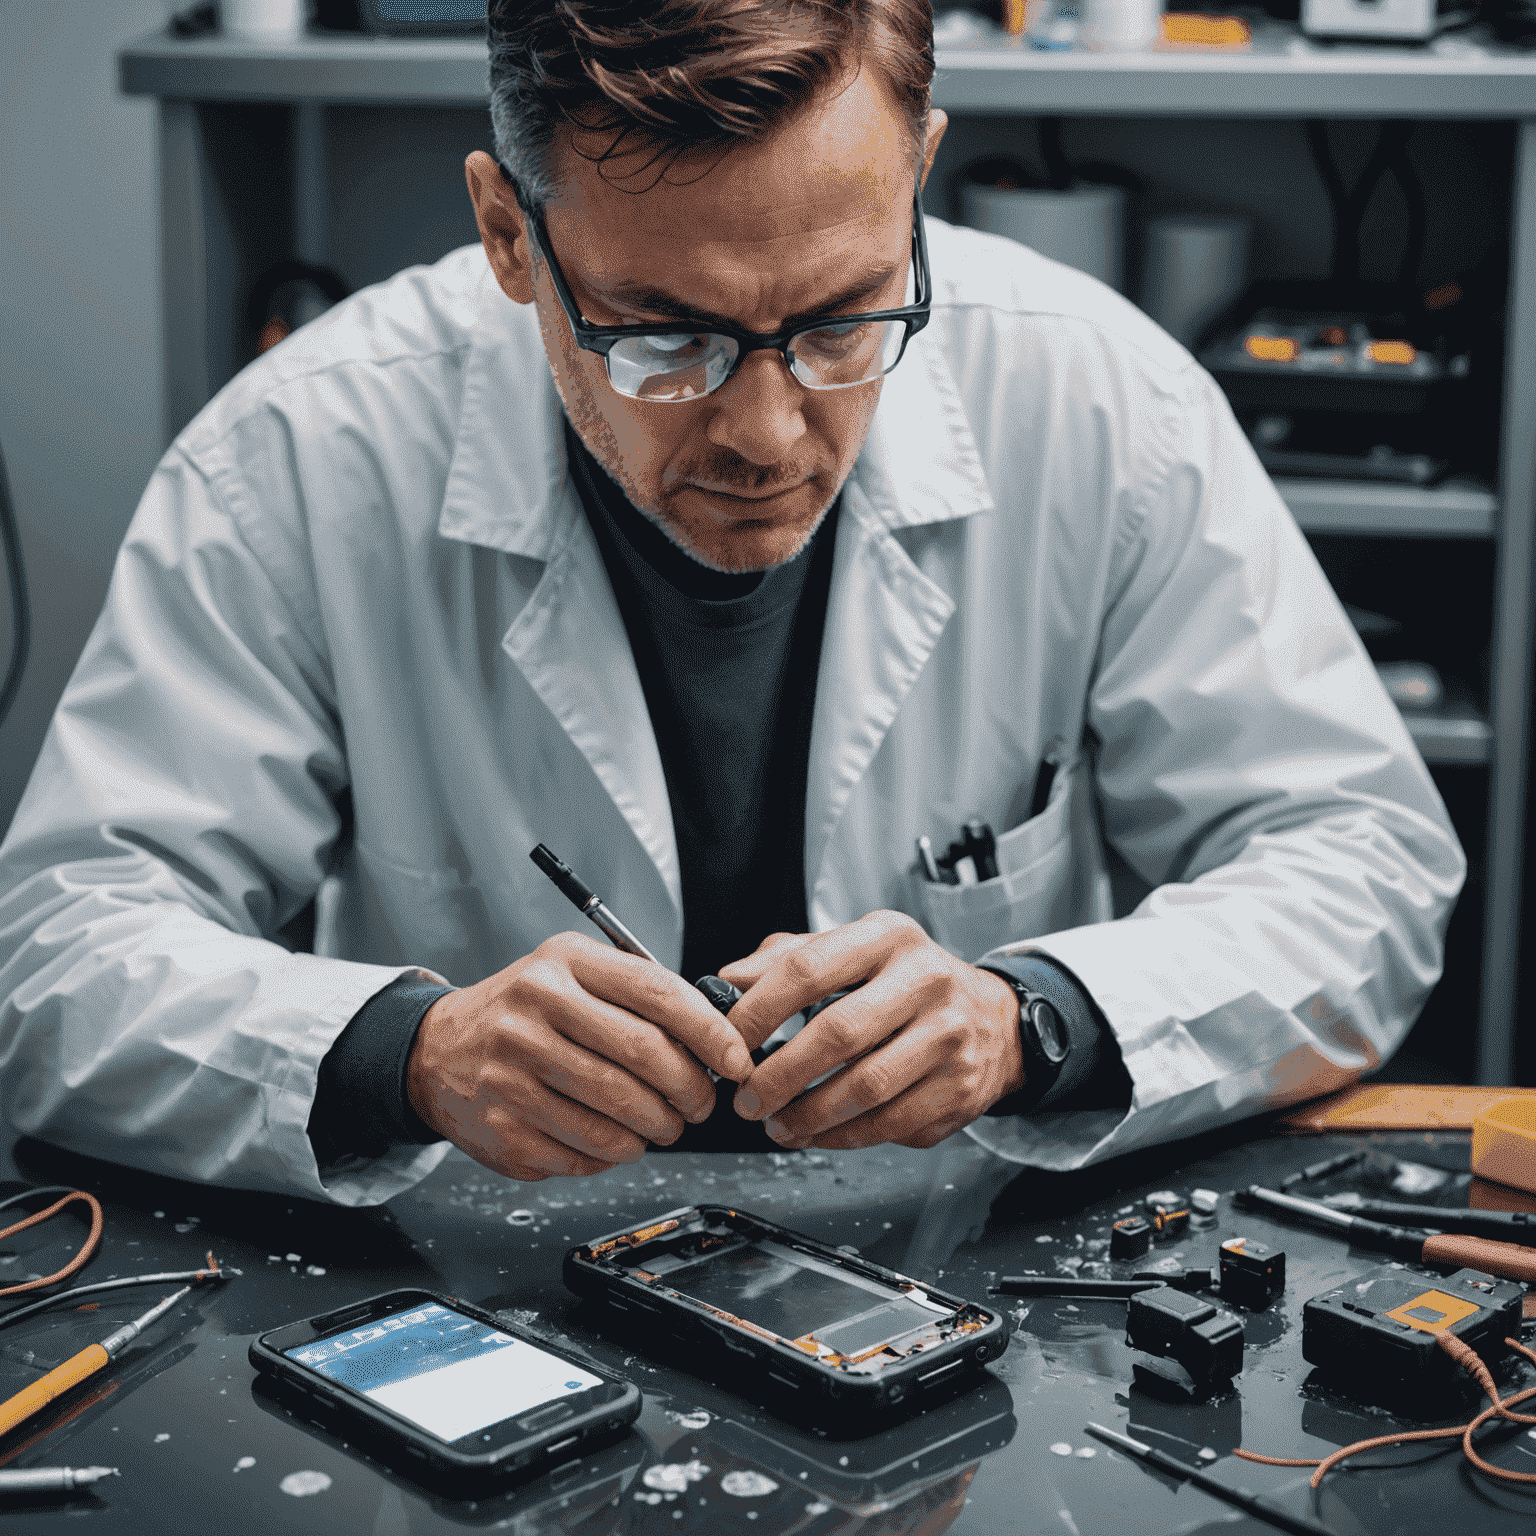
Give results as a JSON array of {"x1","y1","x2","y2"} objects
[{"x1": 0, "y1": 1342, "x2": 109, "y2": 1437}]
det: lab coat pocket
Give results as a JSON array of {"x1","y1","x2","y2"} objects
[
  {"x1": 916, "y1": 769, "x2": 1078, "y2": 963},
  {"x1": 347, "y1": 842, "x2": 493, "y2": 983}
]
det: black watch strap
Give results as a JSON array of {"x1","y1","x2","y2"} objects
[{"x1": 979, "y1": 965, "x2": 1070, "y2": 1115}]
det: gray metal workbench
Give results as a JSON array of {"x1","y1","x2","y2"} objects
[{"x1": 118, "y1": 25, "x2": 1536, "y2": 1084}]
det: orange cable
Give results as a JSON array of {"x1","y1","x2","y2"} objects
[
  {"x1": 1236, "y1": 1330, "x2": 1536, "y2": 1489},
  {"x1": 0, "y1": 1191, "x2": 103, "y2": 1299}
]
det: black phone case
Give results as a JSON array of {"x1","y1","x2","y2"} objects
[
  {"x1": 563, "y1": 1205, "x2": 1008, "y2": 1423},
  {"x1": 248, "y1": 1287, "x2": 641, "y2": 1491}
]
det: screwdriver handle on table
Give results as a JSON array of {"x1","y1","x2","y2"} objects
[
  {"x1": 0, "y1": 1344, "x2": 108, "y2": 1438},
  {"x1": 1421, "y1": 1231, "x2": 1536, "y2": 1282},
  {"x1": 1137, "y1": 1444, "x2": 1333, "y2": 1536}
]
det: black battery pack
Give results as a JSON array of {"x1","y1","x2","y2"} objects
[
  {"x1": 1219, "y1": 1237, "x2": 1286, "y2": 1311},
  {"x1": 1127, "y1": 1286, "x2": 1245, "y2": 1400},
  {"x1": 1302, "y1": 1265, "x2": 1523, "y2": 1413}
]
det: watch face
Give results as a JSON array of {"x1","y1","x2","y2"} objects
[{"x1": 1028, "y1": 1000, "x2": 1069, "y2": 1065}]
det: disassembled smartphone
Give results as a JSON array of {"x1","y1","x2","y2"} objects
[
  {"x1": 249, "y1": 1288, "x2": 640, "y2": 1490},
  {"x1": 565, "y1": 1206, "x2": 1008, "y2": 1415}
]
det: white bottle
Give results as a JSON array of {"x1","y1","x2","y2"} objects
[
  {"x1": 222, "y1": 0, "x2": 309, "y2": 43},
  {"x1": 1081, "y1": 0, "x2": 1163, "y2": 50}
]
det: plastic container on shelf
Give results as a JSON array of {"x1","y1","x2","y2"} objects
[{"x1": 1472, "y1": 1097, "x2": 1536, "y2": 1197}]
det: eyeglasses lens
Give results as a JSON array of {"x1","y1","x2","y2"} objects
[
  {"x1": 606, "y1": 334, "x2": 738, "y2": 401},
  {"x1": 604, "y1": 320, "x2": 909, "y2": 402},
  {"x1": 788, "y1": 319, "x2": 909, "y2": 390}
]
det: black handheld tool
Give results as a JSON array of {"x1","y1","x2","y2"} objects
[
  {"x1": 531, "y1": 843, "x2": 744, "y2": 1024},
  {"x1": 1321, "y1": 1194, "x2": 1536, "y2": 1243},
  {"x1": 961, "y1": 818, "x2": 1000, "y2": 881},
  {"x1": 1278, "y1": 1148, "x2": 1367, "y2": 1190},
  {"x1": 530, "y1": 844, "x2": 660, "y2": 963},
  {"x1": 990, "y1": 1276, "x2": 1167, "y2": 1299},
  {"x1": 694, "y1": 974, "x2": 743, "y2": 1016},
  {"x1": 1085, "y1": 1424, "x2": 1334, "y2": 1536},
  {"x1": 1237, "y1": 1186, "x2": 1536, "y2": 1283}
]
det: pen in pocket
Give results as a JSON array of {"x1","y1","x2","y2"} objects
[
  {"x1": 1028, "y1": 757, "x2": 1058, "y2": 821},
  {"x1": 916, "y1": 819, "x2": 995, "y2": 884},
  {"x1": 916, "y1": 754, "x2": 1058, "y2": 885}
]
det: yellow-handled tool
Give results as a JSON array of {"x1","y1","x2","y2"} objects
[{"x1": 0, "y1": 1286, "x2": 190, "y2": 1439}]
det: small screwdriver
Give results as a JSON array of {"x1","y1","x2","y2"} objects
[
  {"x1": 1321, "y1": 1193, "x2": 1536, "y2": 1243},
  {"x1": 0, "y1": 1466, "x2": 118, "y2": 1493},
  {"x1": 0, "y1": 1287, "x2": 190, "y2": 1438},
  {"x1": 1238, "y1": 1186, "x2": 1536, "y2": 1283},
  {"x1": 1086, "y1": 1424, "x2": 1333, "y2": 1536}
]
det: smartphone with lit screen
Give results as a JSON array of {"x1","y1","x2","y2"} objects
[{"x1": 249, "y1": 1288, "x2": 640, "y2": 1490}]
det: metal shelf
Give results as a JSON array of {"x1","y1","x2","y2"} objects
[
  {"x1": 119, "y1": 25, "x2": 1536, "y2": 117},
  {"x1": 932, "y1": 27, "x2": 1536, "y2": 117},
  {"x1": 120, "y1": 32, "x2": 490, "y2": 105},
  {"x1": 1278, "y1": 478, "x2": 1498, "y2": 538},
  {"x1": 1405, "y1": 705, "x2": 1493, "y2": 766}
]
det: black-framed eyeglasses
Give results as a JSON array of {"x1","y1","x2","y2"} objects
[{"x1": 508, "y1": 170, "x2": 932, "y2": 404}]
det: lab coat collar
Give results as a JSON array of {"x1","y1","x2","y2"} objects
[
  {"x1": 436, "y1": 258, "x2": 993, "y2": 556},
  {"x1": 437, "y1": 267, "x2": 571, "y2": 561}
]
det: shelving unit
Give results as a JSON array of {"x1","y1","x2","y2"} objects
[
  {"x1": 1276, "y1": 478, "x2": 1498, "y2": 539},
  {"x1": 119, "y1": 26, "x2": 1536, "y2": 1083}
]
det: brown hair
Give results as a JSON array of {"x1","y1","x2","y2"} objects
[{"x1": 487, "y1": 0, "x2": 934, "y2": 210}]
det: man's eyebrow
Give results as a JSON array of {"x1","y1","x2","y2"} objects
[{"x1": 599, "y1": 263, "x2": 903, "y2": 332}]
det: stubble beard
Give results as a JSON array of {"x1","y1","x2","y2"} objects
[{"x1": 541, "y1": 306, "x2": 849, "y2": 576}]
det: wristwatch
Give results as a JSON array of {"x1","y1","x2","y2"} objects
[{"x1": 979, "y1": 966, "x2": 1071, "y2": 1114}]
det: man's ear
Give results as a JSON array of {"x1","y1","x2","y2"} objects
[
  {"x1": 465, "y1": 149, "x2": 536, "y2": 305},
  {"x1": 918, "y1": 108, "x2": 949, "y2": 192}
]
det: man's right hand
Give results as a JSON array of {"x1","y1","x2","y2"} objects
[{"x1": 405, "y1": 932, "x2": 753, "y2": 1182}]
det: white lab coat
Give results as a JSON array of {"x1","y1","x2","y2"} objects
[{"x1": 0, "y1": 221, "x2": 1464, "y2": 1206}]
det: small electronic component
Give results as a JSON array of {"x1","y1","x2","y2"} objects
[
  {"x1": 1110, "y1": 1217, "x2": 1153, "y2": 1261},
  {"x1": 1190, "y1": 1189, "x2": 1220, "y2": 1216},
  {"x1": 1142, "y1": 1192, "x2": 1190, "y2": 1240},
  {"x1": 1127, "y1": 1287, "x2": 1244, "y2": 1400},
  {"x1": 1219, "y1": 1237, "x2": 1286, "y2": 1311},
  {"x1": 1245, "y1": 334, "x2": 1299, "y2": 364},
  {"x1": 1225, "y1": 318, "x2": 1442, "y2": 379},
  {"x1": 1302, "y1": 1265, "x2": 1523, "y2": 1412}
]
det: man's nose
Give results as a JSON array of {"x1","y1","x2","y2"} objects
[{"x1": 704, "y1": 348, "x2": 808, "y2": 465}]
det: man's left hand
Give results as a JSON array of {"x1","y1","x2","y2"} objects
[{"x1": 721, "y1": 912, "x2": 1025, "y2": 1150}]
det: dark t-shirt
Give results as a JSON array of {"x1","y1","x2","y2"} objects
[
  {"x1": 567, "y1": 424, "x2": 837, "y2": 1150},
  {"x1": 566, "y1": 423, "x2": 836, "y2": 984}
]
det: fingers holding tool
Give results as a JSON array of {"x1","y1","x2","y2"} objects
[{"x1": 723, "y1": 911, "x2": 1024, "y2": 1150}]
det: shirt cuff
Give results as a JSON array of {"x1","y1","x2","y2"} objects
[
  {"x1": 979, "y1": 953, "x2": 1131, "y2": 1115},
  {"x1": 307, "y1": 970, "x2": 453, "y2": 1168}
]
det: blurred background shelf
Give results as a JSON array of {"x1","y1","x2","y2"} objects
[
  {"x1": 932, "y1": 27, "x2": 1536, "y2": 117},
  {"x1": 117, "y1": 24, "x2": 1536, "y2": 1086},
  {"x1": 1277, "y1": 478, "x2": 1498, "y2": 538},
  {"x1": 1405, "y1": 702, "x2": 1495, "y2": 766},
  {"x1": 118, "y1": 27, "x2": 1536, "y2": 117}
]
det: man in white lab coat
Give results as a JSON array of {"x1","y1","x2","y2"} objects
[{"x1": 0, "y1": 0, "x2": 1462, "y2": 1205}]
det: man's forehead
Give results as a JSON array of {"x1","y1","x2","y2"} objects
[{"x1": 546, "y1": 187, "x2": 908, "y2": 330}]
